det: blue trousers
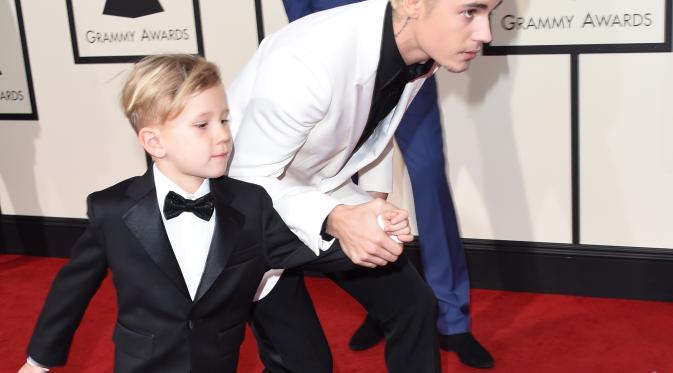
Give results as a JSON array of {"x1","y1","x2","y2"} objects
[
  {"x1": 283, "y1": 0, "x2": 471, "y2": 336},
  {"x1": 394, "y1": 77, "x2": 470, "y2": 334}
]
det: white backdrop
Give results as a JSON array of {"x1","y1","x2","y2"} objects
[{"x1": 1, "y1": 0, "x2": 672, "y2": 250}]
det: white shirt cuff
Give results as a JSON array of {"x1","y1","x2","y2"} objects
[{"x1": 27, "y1": 357, "x2": 49, "y2": 371}]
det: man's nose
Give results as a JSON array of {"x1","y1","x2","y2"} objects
[{"x1": 475, "y1": 17, "x2": 493, "y2": 44}]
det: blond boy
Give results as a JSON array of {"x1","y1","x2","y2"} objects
[{"x1": 19, "y1": 54, "x2": 328, "y2": 373}]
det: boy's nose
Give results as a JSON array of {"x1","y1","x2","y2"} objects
[{"x1": 216, "y1": 125, "x2": 232, "y2": 143}]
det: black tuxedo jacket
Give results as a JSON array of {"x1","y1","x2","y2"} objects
[{"x1": 27, "y1": 168, "x2": 317, "y2": 373}]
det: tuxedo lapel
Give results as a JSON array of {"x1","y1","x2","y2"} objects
[
  {"x1": 122, "y1": 169, "x2": 191, "y2": 300},
  {"x1": 193, "y1": 178, "x2": 245, "y2": 303}
]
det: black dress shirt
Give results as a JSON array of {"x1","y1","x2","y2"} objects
[{"x1": 352, "y1": 2, "x2": 435, "y2": 153}]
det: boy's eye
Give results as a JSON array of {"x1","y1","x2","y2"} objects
[
  {"x1": 462, "y1": 9, "x2": 475, "y2": 18},
  {"x1": 195, "y1": 122, "x2": 207, "y2": 128}
]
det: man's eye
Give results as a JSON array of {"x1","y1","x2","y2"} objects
[
  {"x1": 462, "y1": 9, "x2": 475, "y2": 18},
  {"x1": 195, "y1": 122, "x2": 207, "y2": 128}
]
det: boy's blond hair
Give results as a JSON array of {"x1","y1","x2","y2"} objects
[{"x1": 121, "y1": 54, "x2": 221, "y2": 132}]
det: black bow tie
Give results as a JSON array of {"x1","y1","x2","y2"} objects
[{"x1": 163, "y1": 191, "x2": 215, "y2": 221}]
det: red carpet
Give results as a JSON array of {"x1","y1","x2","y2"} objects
[{"x1": 1, "y1": 254, "x2": 672, "y2": 372}]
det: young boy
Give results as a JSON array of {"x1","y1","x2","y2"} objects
[{"x1": 18, "y1": 54, "x2": 358, "y2": 373}]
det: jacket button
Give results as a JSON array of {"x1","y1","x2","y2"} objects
[{"x1": 188, "y1": 320, "x2": 194, "y2": 330}]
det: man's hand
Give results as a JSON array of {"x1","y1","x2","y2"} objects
[
  {"x1": 378, "y1": 209, "x2": 413, "y2": 243},
  {"x1": 326, "y1": 198, "x2": 409, "y2": 268},
  {"x1": 365, "y1": 191, "x2": 413, "y2": 243},
  {"x1": 18, "y1": 362, "x2": 47, "y2": 373}
]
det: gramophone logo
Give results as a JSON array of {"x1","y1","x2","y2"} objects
[
  {"x1": 67, "y1": 0, "x2": 204, "y2": 63},
  {"x1": 103, "y1": 0, "x2": 164, "y2": 19}
]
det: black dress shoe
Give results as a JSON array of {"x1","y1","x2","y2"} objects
[
  {"x1": 348, "y1": 315, "x2": 384, "y2": 351},
  {"x1": 439, "y1": 332, "x2": 494, "y2": 369}
]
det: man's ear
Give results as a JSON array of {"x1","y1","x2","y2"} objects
[{"x1": 138, "y1": 126, "x2": 166, "y2": 158}]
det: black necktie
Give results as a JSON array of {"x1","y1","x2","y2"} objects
[{"x1": 163, "y1": 191, "x2": 215, "y2": 221}]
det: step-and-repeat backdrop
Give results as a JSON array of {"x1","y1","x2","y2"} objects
[{"x1": 1, "y1": 0, "x2": 671, "y2": 250}]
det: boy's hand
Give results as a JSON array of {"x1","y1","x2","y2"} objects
[
  {"x1": 326, "y1": 199, "x2": 407, "y2": 267},
  {"x1": 378, "y1": 209, "x2": 413, "y2": 243},
  {"x1": 18, "y1": 362, "x2": 47, "y2": 373}
]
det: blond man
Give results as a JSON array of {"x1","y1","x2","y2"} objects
[{"x1": 229, "y1": 0, "x2": 501, "y2": 371}]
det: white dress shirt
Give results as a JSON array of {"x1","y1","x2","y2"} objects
[{"x1": 153, "y1": 164, "x2": 215, "y2": 300}]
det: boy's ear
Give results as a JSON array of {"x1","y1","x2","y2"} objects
[
  {"x1": 403, "y1": 0, "x2": 423, "y2": 18},
  {"x1": 138, "y1": 126, "x2": 166, "y2": 158}
]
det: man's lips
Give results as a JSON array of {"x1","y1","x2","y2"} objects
[{"x1": 462, "y1": 50, "x2": 480, "y2": 60}]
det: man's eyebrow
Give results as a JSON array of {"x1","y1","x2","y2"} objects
[
  {"x1": 463, "y1": 0, "x2": 503, "y2": 10},
  {"x1": 463, "y1": 2, "x2": 488, "y2": 9}
]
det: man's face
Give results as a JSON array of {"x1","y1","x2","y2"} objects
[{"x1": 415, "y1": 0, "x2": 501, "y2": 72}]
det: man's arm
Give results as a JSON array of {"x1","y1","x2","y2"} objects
[
  {"x1": 230, "y1": 49, "x2": 409, "y2": 266},
  {"x1": 229, "y1": 48, "x2": 339, "y2": 254},
  {"x1": 261, "y1": 185, "x2": 411, "y2": 271}
]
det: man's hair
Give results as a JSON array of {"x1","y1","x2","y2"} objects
[
  {"x1": 390, "y1": 0, "x2": 436, "y2": 12},
  {"x1": 121, "y1": 54, "x2": 221, "y2": 132}
]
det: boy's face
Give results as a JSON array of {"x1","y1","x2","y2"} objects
[
  {"x1": 154, "y1": 84, "x2": 232, "y2": 191},
  {"x1": 414, "y1": 0, "x2": 501, "y2": 73}
]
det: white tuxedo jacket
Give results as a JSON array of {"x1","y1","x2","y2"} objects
[{"x1": 228, "y1": 0, "x2": 433, "y2": 297}]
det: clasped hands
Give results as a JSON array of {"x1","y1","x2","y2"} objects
[{"x1": 326, "y1": 198, "x2": 413, "y2": 268}]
